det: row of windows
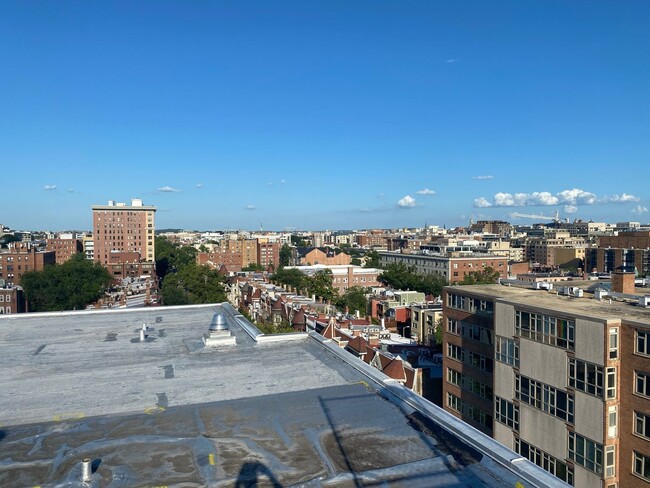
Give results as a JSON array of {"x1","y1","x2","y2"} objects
[
  {"x1": 515, "y1": 438, "x2": 573, "y2": 485},
  {"x1": 568, "y1": 432, "x2": 604, "y2": 475},
  {"x1": 495, "y1": 397, "x2": 519, "y2": 431},
  {"x1": 495, "y1": 336, "x2": 519, "y2": 367},
  {"x1": 447, "y1": 318, "x2": 493, "y2": 345},
  {"x1": 445, "y1": 393, "x2": 492, "y2": 428},
  {"x1": 0, "y1": 307, "x2": 12, "y2": 314},
  {"x1": 515, "y1": 310, "x2": 575, "y2": 350},
  {"x1": 446, "y1": 368, "x2": 493, "y2": 401},
  {"x1": 446, "y1": 293, "x2": 494, "y2": 314},
  {"x1": 515, "y1": 374, "x2": 574, "y2": 424},
  {"x1": 448, "y1": 344, "x2": 494, "y2": 373}
]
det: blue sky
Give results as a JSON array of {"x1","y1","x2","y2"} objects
[{"x1": 1, "y1": 1, "x2": 649, "y2": 231}]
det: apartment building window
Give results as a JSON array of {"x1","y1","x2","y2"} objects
[
  {"x1": 568, "y1": 358, "x2": 604, "y2": 397},
  {"x1": 568, "y1": 432, "x2": 603, "y2": 474},
  {"x1": 495, "y1": 397, "x2": 519, "y2": 431},
  {"x1": 447, "y1": 392, "x2": 462, "y2": 412},
  {"x1": 634, "y1": 451, "x2": 650, "y2": 481},
  {"x1": 464, "y1": 377, "x2": 493, "y2": 401},
  {"x1": 465, "y1": 350, "x2": 494, "y2": 373},
  {"x1": 516, "y1": 438, "x2": 573, "y2": 485},
  {"x1": 447, "y1": 318, "x2": 460, "y2": 335},
  {"x1": 606, "y1": 367, "x2": 617, "y2": 399},
  {"x1": 0, "y1": 295, "x2": 3, "y2": 302},
  {"x1": 608, "y1": 406, "x2": 618, "y2": 438},
  {"x1": 515, "y1": 374, "x2": 574, "y2": 423},
  {"x1": 495, "y1": 336, "x2": 519, "y2": 367},
  {"x1": 609, "y1": 328, "x2": 619, "y2": 359},
  {"x1": 447, "y1": 343, "x2": 462, "y2": 361},
  {"x1": 467, "y1": 404, "x2": 492, "y2": 428},
  {"x1": 605, "y1": 445, "x2": 616, "y2": 478},
  {"x1": 635, "y1": 371, "x2": 650, "y2": 397},
  {"x1": 636, "y1": 330, "x2": 650, "y2": 356},
  {"x1": 447, "y1": 367, "x2": 461, "y2": 386},
  {"x1": 515, "y1": 310, "x2": 574, "y2": 350},
  {"x1": 635, "y1": 411, "x2": 650, "y2": 439}
]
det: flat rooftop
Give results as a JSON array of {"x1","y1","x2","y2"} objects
[
  {"x1": 447, "y1": 283, "x2": 650, "y2": 324},
  {"x1": 0, "y1": 304, "x2": 564, "y2": 487}
]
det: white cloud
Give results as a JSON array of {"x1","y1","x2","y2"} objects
[
  {"x1": 377, "y1": 193, "x2": 385, "y2": 198},
  {"x1": 632, "y1": 205, "x2": 648, "y2": 214},
  {"x1": 473, "y1": 187, "x2": 639, "y2": 208},
  {"x1": 446, "y1": 58, "x2": 457, "y2": 63},
  {"x1": 416, "y1": 188, "x2": 436, "y2": 195},
  {"x1": 557, "y1": 188, "x2": 596, "y2": 205},
  {"x1": 158, "y1": 186, "x2": 180, "y2": 193},
  {"x1": 280, "y1": 179, "x2": 286, "y2": 184},
  {"x1": 43, "y1": 185, "x2": 57, "y2": 190},
  {"x1": 196, "y1": 183, "x2": 203, "y2": 188},
  {"x1": 472, "y1": 175, "x2": 494, "y2": 180},
  {"x1": 564, "y1": 205, "x2": 578, "y2": 214},
  {"x1": 244, "y1": 205, "x2": 256, "y2": 210},
  {"x1": 397, "y1": 195, "x2": 416, "y2": 208},
  {"x1": 606, "y1": 193, "x2": 640, "y2": 203}
]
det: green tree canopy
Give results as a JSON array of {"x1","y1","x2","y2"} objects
[
  {"x1": 335, "y1": 286, "x2": 368, "y2": 315},
  {"x1": 242, "y1": 262, "x2": 265, "y2": 272},
  {"x1": 305, "y1": 269, "x2": 338, "y2": 302},
  {"x1": 155, "y1": 236, "x2": 198, "y2": 280},
  {"x1": 279, "y1": 244, "x2": 292, "y2": 268},
  {"x1": 21, "y1": 253, "x2": 113, "y2": 312},
  {"x1": 459, "y1": 266, "x2": 501, "y2": 285},
  {"x1": 271, "y1": 267, "x2": 308, "y2": 291},
  {"x1": 161, "y1": 264, "x2": 227, "y2": 305},
  {"x1": 363, "y1": 250, "x2": 381, "y2": 268},
  {"x1": 379, "y1": 262, "x2": 447, "y2": 297}
]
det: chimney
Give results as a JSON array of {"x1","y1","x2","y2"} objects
[{"x1": 612, "y1": 271, "x2": 635, "y2": 294}]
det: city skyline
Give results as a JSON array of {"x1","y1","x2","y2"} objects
[{"x1": 2, "y1": 2, "x2": 648, "y2": 231}]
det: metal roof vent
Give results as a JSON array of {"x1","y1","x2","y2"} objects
[
  {"x1": 209, "y1": 313, "x2": 229, "y2": 332},
  {"x1": 205, "y1": 311, "x2": 236, "y2": 347}
]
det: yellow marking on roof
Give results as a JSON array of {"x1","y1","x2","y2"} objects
[
  {"x1": 52, "y1": 412, "x2": 85, "y2": 422},
  {"x1": 209, "y1": 453, "x2": 216, "y2": 465}
]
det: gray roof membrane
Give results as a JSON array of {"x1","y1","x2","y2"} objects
[{"x1": 0, "y1": 304, "x2": 566, "y2": 487}]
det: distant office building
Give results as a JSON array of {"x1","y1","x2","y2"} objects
[
  {"x1": 45, "y1": 238, "x2": 83, "y2": 264},
  {"x1": 379, "y1": 251, "x2": 508, "y2": 283},
  {"x1": 0, "y1": 242, "x2": 55, "y2": 286},
  {"x1": 92, "y1": 199, "x2": 156, "y2": 266},
  {"x1": 257, "y1": 241, "x2": 279, "y2": 269}
]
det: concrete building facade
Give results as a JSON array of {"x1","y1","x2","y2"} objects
[{"x1": 442, "y1": 281, "x2": 650, "y2": 487}]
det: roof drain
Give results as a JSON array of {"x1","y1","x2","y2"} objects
[{"x1": 81, "y1": 458, "x2": 92, "y2": 482}]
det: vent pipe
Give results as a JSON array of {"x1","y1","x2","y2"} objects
[
  {"x1": 81, "y1": 458, "x2": 92, "y2": 482},
  {"x1": 140, "y1": 329, "x2": 146, "y2": 342}
]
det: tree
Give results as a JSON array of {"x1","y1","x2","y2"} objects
[
  {"x1": 271, "y1": 267, "x2": 307, "y2": 291},
  {"x1": 351, "y1": 257, "x2": 362, "y2": 266},
  {"x1": 242, "y1": 262, "x2": 265, "y2": 272},
  {"x1": 155, "y1": 236, "x2": 197, "y2": 280},
  {"x1": 379, "y1": 262, "x2": 448, "y2": 297},
  {"x1": 21, "y1": 253, "x2": 113, "y2": 311},
  {"x1": 459, "y1": 266, "x2": 501, "y2": 285},
  {"x1": 290, "y1": 235, "x2": 309, "y2": 247},
  {"x1": 0, "y1": 233, "x2": 21, "y2": 248},
  {"x1": 161, "y1": 264, "x2": 226, "y2": 305},
  {"x1": 305, "y1": 269, "x2": 338, "y2": 302},
  {"x1": 364, "y1": 250, "x2": 381, "y2": 268},
  {"x1": 279, "y1": 244, "x2": 292, "y2": 268},
  {"x1": 336, "y1": 286, "x2": 368, "y2": 315}
]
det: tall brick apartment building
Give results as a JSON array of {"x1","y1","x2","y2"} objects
[
  {"x1": 92, "y1": 199, "x2": 156, "y2": 266},
  {"x1": 442, "y1": 275, "x2": 650, "y2": 487}
]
